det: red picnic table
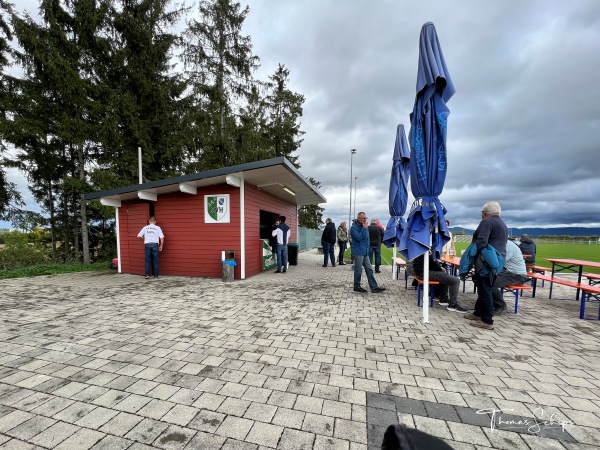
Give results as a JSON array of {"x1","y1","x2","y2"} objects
[{"x1": 546, "y1": 258, "x2": 600, "y2": 300}]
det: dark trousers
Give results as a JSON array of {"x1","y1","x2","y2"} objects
[
  {"x1": 144, "y1": 243, "x2": 159, "y2": 277},
  {"x1": 323, "y1": 242, "x2": 335, "y2": 266},
  {"x1": 338, "y1": 241, "x2": 347, "y2": 264},
  {"x1": 492, "y1": 271, "x2": 528, "y2": 309},
  {"x1": 474, "y1": 273, "x2": 495, "y2": 324},
  {"x1": 368, "y1": 245, "x2": 382, "y2": 271}
]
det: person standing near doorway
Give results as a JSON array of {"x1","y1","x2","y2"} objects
[
  {"x1": 137, "y1": 216, "x2": 165, "y2": 279},
  {"x1": 272, "y1": 216, "x2": 291, "y2": 273}
]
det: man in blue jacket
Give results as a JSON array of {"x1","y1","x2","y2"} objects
[
  {"x1": 465, "y1": 201, "x2": 508, "y2": 330},
  {"x1": 351, "y1": 212, "x2": 385, "y2": 293}
]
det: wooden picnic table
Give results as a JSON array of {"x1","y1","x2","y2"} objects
[{"x1": 545, "y1": 258, "x2": 600, "y2": 300}]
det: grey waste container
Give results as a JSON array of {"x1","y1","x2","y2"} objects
[
  {"x1": 287, "y1": 243, "x2": 299, "y2": 265},
  {"x1": 222, "y1": 259, "x2": 236, "y2": 282}
]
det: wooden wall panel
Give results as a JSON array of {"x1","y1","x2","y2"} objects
[{"x1": 117, "y1": 182, "x2": 297, "y2": 279}]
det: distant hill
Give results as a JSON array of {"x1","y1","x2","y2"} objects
[{"x1": 452, "y1": 227, "x2": 600, "y2": 237}]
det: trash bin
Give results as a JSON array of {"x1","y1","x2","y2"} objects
[
  {"x1": 287, "y1": 243, "x2": 299, "y2": 265},
  {"x1": 222, "y1": 259, "x2": 236, "y2": 282}
]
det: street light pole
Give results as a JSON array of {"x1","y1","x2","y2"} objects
[
  {"x1": 349, "y1": 149, "x2": 356, "y2": 225},
  {"x1": 353, "y1": 176, "x2": 358, "y2": 219}
]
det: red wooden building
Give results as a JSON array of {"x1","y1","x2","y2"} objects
[{"x1": 85, "y1": 158, "x2": 326, "y2": 279}]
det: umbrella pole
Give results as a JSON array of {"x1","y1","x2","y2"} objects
[
  {"x1": 392, "y1": 244, "x2": 397, "y2": 280},
  {"x1": 422, "y1": 251, "x2": 430, "y2": 323}
]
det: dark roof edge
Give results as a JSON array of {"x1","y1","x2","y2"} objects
[{"x1": 84, "y1": 157, "x2": 326, "y2": 203}]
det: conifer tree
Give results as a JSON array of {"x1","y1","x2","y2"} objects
[
  {"x1": 265, "y1": 64, "x2": 304, "y2": 168},
  {"x1": 183, "y1": 0, "x2": 259, "y2": 170}
]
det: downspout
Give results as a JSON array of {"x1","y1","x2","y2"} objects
[{"x1": 240, "y1": 175, "x2": 246, "y2": 279}]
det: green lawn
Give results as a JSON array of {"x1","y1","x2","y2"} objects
[{"x1": 345, "y1": 242, "x2": 600, "y2": 274}]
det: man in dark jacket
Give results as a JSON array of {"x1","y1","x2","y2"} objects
[
  {"x1": 413, "y1": 253, "x2": 467, "y2": 313},
  {"x1": 519, "y1": 234, "x2": 536, "y2": 264},
  {"x1": 465, "y1": 201, "x2": 508, "y2": 330},
  {"x1": 351, "y1": 212, "x2": 385, "y2": 293},
  {"x1": 321, "y1": 218, "x2": 337, "y2": 267},
  {"x1": 368, "y1": 219, "x2": 385, "y2": 273}
]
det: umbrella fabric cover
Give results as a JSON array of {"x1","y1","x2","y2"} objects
[
  {"x1": 400, "y1": 22, "x2": 454, "y2": 261},
  {"x1": 383, "y1": 124, "x2": 410, "y2": 248}
]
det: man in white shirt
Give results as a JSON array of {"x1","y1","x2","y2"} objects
[
  {"x1": 137, "y1": 216, "x2": 165, "y2": 279},
  {"x1": 271, "y1": 216, "x2": 291, "y2": 273}
]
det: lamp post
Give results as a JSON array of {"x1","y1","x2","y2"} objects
[
  {"x1": 353, "y1": 176, "x2": 358, "y2": 219},
  {"x1": 349, "y1": 149, "x2": 356, "y2": 225}
]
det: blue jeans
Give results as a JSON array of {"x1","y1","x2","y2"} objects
[
  {"x1": 276, "y1": 244, "x2": 288, "y2": 271},
  {"x1": 368, "y1": 245, "x2": 381, "y2": 271},
  {"x1": 323, "y1": 242, "x2": 335, "y2": 266},
  {"x1": 474, "y1": 273, "x2": 495, "y2": 324},
  {"x1": 144, "y1": 243, "x2": 159, "y2": 277},
  {"x1": 353, "y1": 254, "x2": 378, "y2": 290}
]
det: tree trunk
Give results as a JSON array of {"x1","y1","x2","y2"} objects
[
  {"x1": 78, "y1": 143, "x2": 90, "y2": 264},
  {"x1": 49, "y1": 181, "x2": 56, "y2": 261}
]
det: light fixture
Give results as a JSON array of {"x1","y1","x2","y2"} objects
[{"x1": 282, "y1": 186, "x2": 295, "y2": 196}]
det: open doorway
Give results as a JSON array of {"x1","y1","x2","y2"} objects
[{"x1": 260, "y1": 209, "x2": 279, "y2": 270}]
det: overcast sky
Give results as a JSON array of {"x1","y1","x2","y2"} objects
[{"x1": 5, "y1": 0, "x2": 600, "y2": 230}]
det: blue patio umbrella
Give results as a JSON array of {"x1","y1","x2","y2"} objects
[
  {"x1": 383, "y1": 124, "x2": 410, "y2": 249},
  {"x1": 399, "y1": 22, "x2": 454, "y2": 323},
  {"x1": 400, "y1": 22, "x2": 454, "y2": 262}
]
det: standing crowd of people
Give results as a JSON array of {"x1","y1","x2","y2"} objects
[{"x1": 315, "y1": 201, "x2": 536, "y2": 330}]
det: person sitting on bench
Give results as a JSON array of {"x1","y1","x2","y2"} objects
[
  {"x1": 492, "y1": 239, "x2": 529, "y2": 315},
  {"x1": 413, "y1": 253, "x2": 467, "y2": 313}
]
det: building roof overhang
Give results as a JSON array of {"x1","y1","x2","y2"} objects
[{"x1": 84, "y1": 157, "x2": 327, "y2": 207}]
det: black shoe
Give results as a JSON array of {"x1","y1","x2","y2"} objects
[
  {"x1": 339, "y1": 262, "x2": 346, "y2": 265},
  {"x1": 354, "y1": 287, "x2": 368, "y2": 293},
  {"x1": 145, "y1": 275, "x2": 150, "y2": 279},
  {"x1": 447, "y1": 304, "x2": 468, "y2": 313},
  {"x1": 438, "y1": 299, "x2": 449, "y2": 306},
  {"x1": 322, "y1": 264, "x2": 327, "y2": 267},
  {"x1": 282, "y1": 269, "x2": 286, "y2": 273},
  {"x1": 372, "y1": 287, "x2": 386, "y2": 293},
  {"x1": 332, "y1": 264, "x2": 336, "y2": 267},
  {"x1": 154, "y1": 276, "x2": 158, "y2": 279},
  {"x1": 375, "y1": 270, "x2": 381, "y2": 273},
  {"x1": 274, "y1": 270, "x2": 281, "y2": 273}
]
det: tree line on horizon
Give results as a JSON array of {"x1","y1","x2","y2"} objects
[{"x1": 0, "y1": 0, "x2": 325, "y2": 264}]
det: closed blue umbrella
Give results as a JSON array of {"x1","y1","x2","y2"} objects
[
  {"x1": 400, "y1": 22, "x2": 454, "y2": 323},
  {"x1": 400, "y1": 22, "x2": 454, "y2": 262},
  {"x1": 383, "y1": 124, "x2": 410, "y2": 249}
]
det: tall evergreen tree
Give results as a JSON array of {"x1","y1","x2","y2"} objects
[
  {"x1": 265, "y1": 64, "x2": 304, "y2": 167},
  {"x1": 183, "y1": 0, "x2": 259, "y2": 170},
  {"x1": 0, "y1": 0, "x2": 25, "y2": 219},
  {"x1": 97, "y1": 0, "x2": 190, "y2": 184},
  {"x1": 8, "y1": 0, "x2": 111, "y2": 262}
]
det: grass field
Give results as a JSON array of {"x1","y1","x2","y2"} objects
[{"x1": 345, "y1": 242, "x2": 600, "y2": 274}]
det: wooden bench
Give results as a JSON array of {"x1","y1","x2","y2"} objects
[
  {"x1": 584, "y1": 273, "x2": 600, "y2": 286},
  {"x1": 412, "y1": 276, "x2": 440, "y2": 307},
  {"x1": 393, "y1": 257, "x2": 407, "y2": 282},
  {"x1": 500, "y1": 284, "x2": 533, "y2": 314},
  {"x1": 526, "y1": 264, "x2": 551, "y2": 287},
  {"x1": 527, "y1": 273, "x2": 600, "y2": 319}
]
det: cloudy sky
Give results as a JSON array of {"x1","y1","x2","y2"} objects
[{"x1": 5, "y1": 0, "x2": 600, "y2": 230}]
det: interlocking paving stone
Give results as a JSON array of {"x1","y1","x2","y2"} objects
[{"x1": 1, "y1": 253, "x2": 599, "y2": 449}]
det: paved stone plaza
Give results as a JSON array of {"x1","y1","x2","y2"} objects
[{"x1": 1, "y1": 249, "x2": 599, "y2": 449}]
